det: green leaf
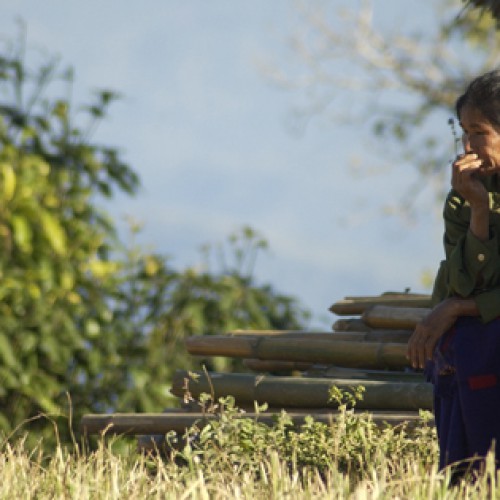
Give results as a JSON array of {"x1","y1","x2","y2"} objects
[
  {"x1": 85, "y1": 319, "x2": 100, "y2": 338},
  {"x1": 11, "y1": 214, "x2": 32, "y2": 253},
  {"x1": 39, "y1": 210, "x2": 67, "y2": 255},
  {"x1": 21, "y1": 382, "x2": 61, "y2": 414},
  {"x1": 0, "y1": 333, "x2": 20, "y2": 369},
  {"x1": 0, "y1": 162, "x2": 16, "y2": 201}
]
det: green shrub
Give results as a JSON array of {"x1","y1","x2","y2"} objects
[{"x1": 167, "y1": 387, "x2": 438, "y2": 483}]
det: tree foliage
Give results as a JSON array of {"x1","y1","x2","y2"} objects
[
  {"x1": 268, "y1": 0, "x2": 500, "y2": 218},
  {"x1": 462, "y1": 0, "x2": 500, "y2": 24},
  {"x1": 0, "y1": 35, "x2": 309, "y2": 446}
]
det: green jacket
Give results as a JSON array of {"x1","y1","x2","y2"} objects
[{"x1": 432, "y1": 174, "x2": 500, "y2": 323}]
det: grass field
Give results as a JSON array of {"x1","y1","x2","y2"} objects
[{"x1": 1, "y1": 400, "x2": 499, "y2": 499}]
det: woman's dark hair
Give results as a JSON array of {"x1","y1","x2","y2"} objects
[{"x1": 456, "y1": 69, "x2": 500, "y2": 126}]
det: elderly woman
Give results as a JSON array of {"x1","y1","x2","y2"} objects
[{"x1": 407, "y1": 69, "x2": 500, "y2": 472}]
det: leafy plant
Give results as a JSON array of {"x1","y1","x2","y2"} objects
[
  {"x1": 0, "y1": 33, "x2": 309, "y2": 447},
  {"x1": 0, "y1": 33, "x2": 140, "y2": 441},
  {"x1": 167, "y1": 389, "x2": 438, "y2": 480}
]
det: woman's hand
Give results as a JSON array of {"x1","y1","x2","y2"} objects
[
  {"x1": 452, "y1": 153, "x2": 490, "y2": 241},
  {"x1": 452, "y1": 153, "x2": 488, "y2": 208},
  {"x1": 407, "y1": 298, "x2": 460, "y2": 370}
]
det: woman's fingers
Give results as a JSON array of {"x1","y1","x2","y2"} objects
[
  {"x1": 406, "y1": 332, "x2": 416, "y2": 367},
  {"x1": 451, "y1": 154, "x2": 488, "y2": 204},
  {"x1": 407, "y1": 299, "x2": 458, "y2": 370},
  {"x1": 407, "y1": 325, "x2": 440, "y2": 370},
  {"x1": 452, "y1": 154, "x2": 481, "y2": 176},
  {"x1": 453, "y1": 152, "x2": 479, "y2": 166},
  {"x1": 407, "y1": 326, "x2": 429, "y2": 369}
]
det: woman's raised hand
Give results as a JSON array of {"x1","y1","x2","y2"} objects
[{"x1": 451, "y1": 153, "x2": 488, "y2": 208}]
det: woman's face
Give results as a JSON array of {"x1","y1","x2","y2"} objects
[{"x1": 460, "y1": 102, "x2": 500, "y2": 174}]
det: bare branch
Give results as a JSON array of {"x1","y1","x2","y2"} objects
[{"x1": 260, "y1": 0, "x2": 500, "y2": 217}]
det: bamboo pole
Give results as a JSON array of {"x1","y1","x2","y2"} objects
[
  {"x1": 226, "y1": 330, "x2": 413, "y2": 343},
  {"x1": 306, "y1": 365, "x2": 424, "y2": 383},
  {"x1": 227, "y1": 330, "x2": 322, "y2": 336},
  {"x1": 185, "y1": 335, "x2": 409, "y2": 369},
  {"x1": 362, "y1": 305, "x2": 430, "y2": 330},
  {"x1": 243, "y1": 360, "x2": 422, "y2": 379},
  {"x1": 228, "y1": 332, "x2": 358, "y2": 340},
  {"x1": 171, "y1": 370, "x2": 432, "y2": 411},
  {"x1": 243, "y1": 359, "x2": 313, "y2": 372},
  {"x1": 333, "y1": 319, "x2": 373, "y2": 332},
  {"x1": 330, "y1": 293, "x2": 432, "y2": 315},
  {"x1": 177, "y1": 395, "x2": 428, "y2": 415},
  {"x1": 81, "y1": 409, "x2": 433, "y2": 436},
  {"x1": 361, "y1": 330, "x2": 412, "y2": 342},
  {"x1": 343, "y1": 292, "x2": 429, "y2": 300}
]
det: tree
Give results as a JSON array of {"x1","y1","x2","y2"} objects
[
  {"x1": 266, "y1": 0, "x2": 500, "y2": 219},
  {"x1": 463, "y1": 0, "x2": 500, "y2": 23},
  {"x1": 107, "y1": 224, "x2": 310, "y2": 413},
  {"x1": 0, "y1": 33, "x2": 142, "y2": 441},
  {"x1": 0, "y1": 33, "x2": 309, "y2": 446}
]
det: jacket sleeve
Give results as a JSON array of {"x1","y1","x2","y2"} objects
[
  {"x1": 443, "y1": 190, "x2": 500, "y2": 300},
  {"x1": 474, "y1": 287, "x2": 500, "y2": 323},
  {"x1": 433, "y1": 254, "x2": 500, "y2": 323}
]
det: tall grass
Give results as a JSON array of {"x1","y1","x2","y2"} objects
[
  {"x1": 0, "y1": 435, "x2": 498, "y2": 499},
  {"x1": 0, "y1": 395, "x2": 498, "y2": 498}
]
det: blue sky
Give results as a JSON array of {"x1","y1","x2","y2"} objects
[{"x1": 1, "y1": 1, "x2": 447, "y2": 327}]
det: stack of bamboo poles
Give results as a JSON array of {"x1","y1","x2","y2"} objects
[{"x1": 81, "y1": 291, "x2": 435, "y2": 440}]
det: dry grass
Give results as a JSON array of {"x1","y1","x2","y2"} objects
[{"x1": 0, "y1": 421, "x2": 498, "y2": 499}]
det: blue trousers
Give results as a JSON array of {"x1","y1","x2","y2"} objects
[{"x1": 427, "y1": 317, "x2": 500, "y2": 470}]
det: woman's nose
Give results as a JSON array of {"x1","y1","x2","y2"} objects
[{"x1": 462, "y1": 133, "x2": 473, "y2": 154}]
